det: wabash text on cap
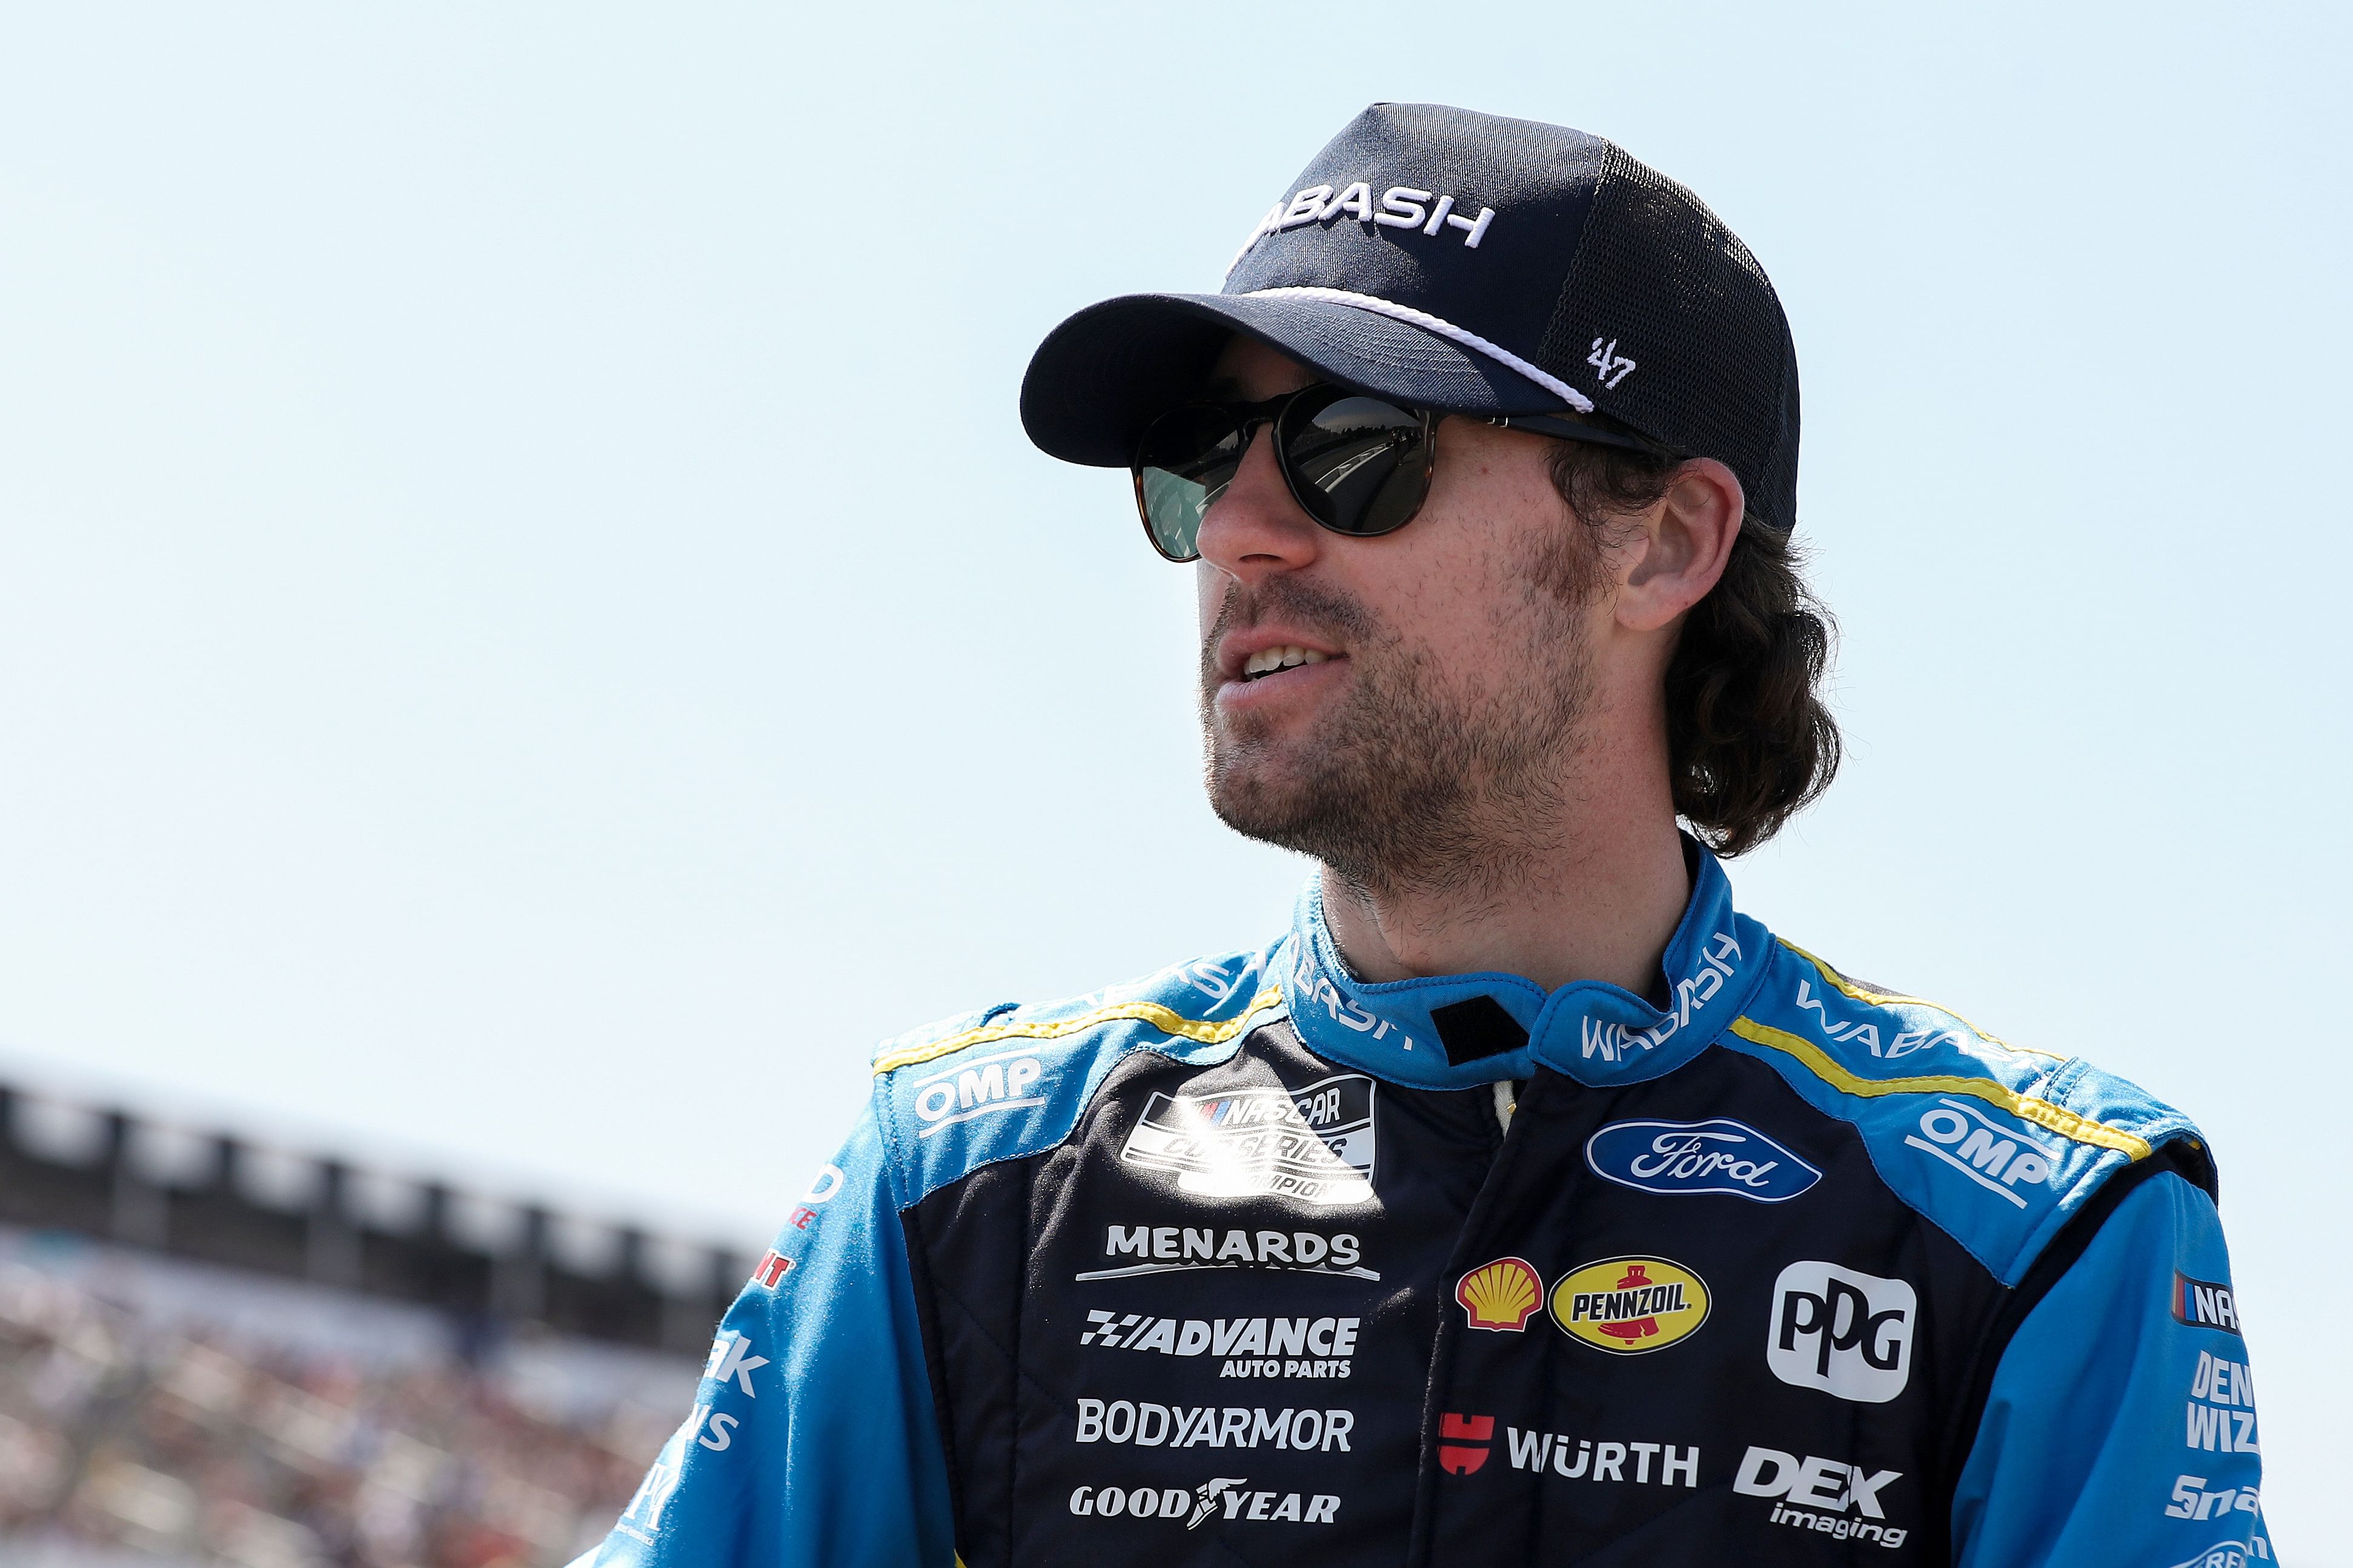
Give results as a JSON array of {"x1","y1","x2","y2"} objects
[{"x1": 1021, "y1": 102, "x2": 1803, "y2": 535}]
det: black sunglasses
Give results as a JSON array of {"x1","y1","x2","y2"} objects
[{"x1": 1130, "y1": 383, "x2": 1658, "y2": 563}]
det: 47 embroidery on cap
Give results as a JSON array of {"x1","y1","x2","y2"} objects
[
  {"x1": 1587, "y1": 337, "x2": 1636, "y2": 388},
  {"x1": 1229, "y1": 181, "x2": 1498, "y2": 273}
]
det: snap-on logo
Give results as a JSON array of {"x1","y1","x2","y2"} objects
[{"x1": 1585, "y1": 1119, "x2": 1821, "y2": 1203}]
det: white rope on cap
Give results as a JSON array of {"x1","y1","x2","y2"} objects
[{"x1": 1239, "y1": 286, "x2": 1595, "y2": 414}]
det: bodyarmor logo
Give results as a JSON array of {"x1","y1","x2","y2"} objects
[
  {"x1": 1549, "y1": 1257, "x2": 1712, "y2": 1355},
  {"x1": 1585, "y1": 1118, "x2": 1822, "y2": 1203},
  {"x1": 1767, "y1": 1262, "x2": 1915, "y2": 1404},
  {"x1": 1118, "y1": 1073, "x2": 1376, "y2": 1205}
]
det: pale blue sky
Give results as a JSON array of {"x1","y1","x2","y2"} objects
[{"x1": 2, "y1": 1, "x2": 2346, "y2": 1550}]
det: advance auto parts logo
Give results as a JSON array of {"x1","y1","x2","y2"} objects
[
  {"x1": 1119, "y1": 1073, "x2": 1376, "y2": 1205},
  {"x1": 1548, "y1": 1257, "x2": 1711, "y2": 1354}
]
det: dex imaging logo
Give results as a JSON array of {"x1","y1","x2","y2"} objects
[
  {"x1": 1767, "y1": 1262, "x2": 1916, "y2": 1403},
  {"x1": 1584, "y1": 1118, "x2": 1821, "y2": 1203}
]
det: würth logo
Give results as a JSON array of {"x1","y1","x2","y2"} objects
[{"x1": 1438, "y1": 1412, "x2": 1494, "y2": 1475}]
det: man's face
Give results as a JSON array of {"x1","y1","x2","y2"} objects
[{"x1": 1195, "y1": 337, "x2": 1618, "y2": 898}]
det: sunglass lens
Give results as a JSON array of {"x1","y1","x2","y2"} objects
[
  {"x1": 1279, "y1": 392, "x2": 1431, "y2": 536},
  {"x1": 1133, "y1": 406, "x2": 1249, "y2": 561}
]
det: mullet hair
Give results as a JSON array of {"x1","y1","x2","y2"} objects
[{"x1": 1547, "y1": 440, "x2": 1842, "y2": 856}]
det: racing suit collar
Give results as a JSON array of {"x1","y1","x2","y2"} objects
[{"x1": 1274, "y1": 836, "x2": 1773, "y2": 1090}]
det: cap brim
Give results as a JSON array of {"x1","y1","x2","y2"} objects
[{"x1": 1020, "y1": 291, "x2": 1569, "y2": 468}]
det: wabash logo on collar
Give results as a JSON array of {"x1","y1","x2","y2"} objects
[
  {"x1": 1438, "y1": 1412, "x2": 1493, "y2": 1475},
  {"x1": 1585, "y1": 1118, "x2": 1822, "y2": 1203},
  {"x1": 2173, "y1": 1272, "x2": 2242, "y2": 1335}
]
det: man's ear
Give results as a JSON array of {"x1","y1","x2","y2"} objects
[{"x1": 1616, "y1": 458, "x2": 1744, "y2": 633}]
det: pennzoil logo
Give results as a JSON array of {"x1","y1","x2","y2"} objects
[
  {"x1": 1455, "y1": 1258, "x2": 1543, "y2": 1332},
  {"x1": 1548, "y1": 1257, "x2": 1711, "y2": 1354}
]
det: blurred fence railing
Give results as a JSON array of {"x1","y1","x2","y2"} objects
[{"x1": 0, "y1": 1082, "x2": 747, "y2": 1357}]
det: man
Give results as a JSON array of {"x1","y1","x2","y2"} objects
[{"x1": 579, "y1": 104, "x2": 2268, "y2": 1566}]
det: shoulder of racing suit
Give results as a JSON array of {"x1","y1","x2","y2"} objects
[
  {"x1": 1724, "y1": 935, "x2": 2215, "y2": 1285},
  {"x1": 864, "y1": 939, "x2": 1292, "y2": 1209}
]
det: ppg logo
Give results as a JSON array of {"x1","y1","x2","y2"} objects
[{"x1": 1767, "y1": 1262, "x2": 1916, "y2": 1404}]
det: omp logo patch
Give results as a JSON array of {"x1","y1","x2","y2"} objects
[
  {"x1": 1548, "y1": 1257, "x2": 1711, "y2": 1355},
  {"x1": 1767, "y1": 1262, "x2": 1916, "y2": 1403},
  {"x1": 1585, "y1": 1118, "x2": 1822, "y2": 1203},
  {"x1": 908, "y1": 1051, "x2": 1045, "y2": 1139},
  {"x1": 1119, "y1": 1073, "x2": 1375, "y2": 1205},
  {"x1": 1902, "y1": 1097, "x2": 2057, "y2": 1206}
]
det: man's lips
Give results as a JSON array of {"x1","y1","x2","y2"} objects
[
  {"x1": 1210, "y1": 647, "x2": 1349, "y2": 712},
  {"x1": 1213, "y1": 630, "x2": 1346, "y2": 681}
]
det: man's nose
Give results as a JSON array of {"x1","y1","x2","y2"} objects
[{"x1": 1192, "y1": 424, "x2": 1323, "y2": 584}]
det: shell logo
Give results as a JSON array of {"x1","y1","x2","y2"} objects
[
  {"x1": 1548, "y1": 1256, "x2": 1711, "y2": 1355},
  {"x1": 1455, "y1": 1257, "x2": 1543, "y2": 1332}
]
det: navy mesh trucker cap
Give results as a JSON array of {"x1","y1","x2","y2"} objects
[{"x1": 1021, "y1": 102, "x2": 1803, "y2": 534}]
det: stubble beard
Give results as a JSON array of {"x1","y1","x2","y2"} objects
[{"x1": 1200, "y1": 529, "x2": 1604, "y2": 905}]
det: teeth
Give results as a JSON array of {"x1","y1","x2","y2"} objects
[{"x1": 1243, "y1": 646, "x2": 1330, "y2": 678}]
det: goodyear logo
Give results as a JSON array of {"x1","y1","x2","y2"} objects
[
  {"x1": 1455, "y1": 1257, "x2": 1542, "y2": 1332},
  {"x1": 1549, "y1": 1257, "x2": 1711, "y2": 1355}
]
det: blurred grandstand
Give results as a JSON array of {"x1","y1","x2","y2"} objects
[{"x1": 0, "y1": 1082, "x2": 746, "y2": 1567}]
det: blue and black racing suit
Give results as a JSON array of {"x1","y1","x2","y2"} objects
[{"x1": 576, "y1": 842, "x2": 2271, "y2": 1566}]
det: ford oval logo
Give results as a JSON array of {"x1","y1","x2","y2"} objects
[{"x1": 1585, "y1": 1118, "x2": 1821, "y2": 1203}]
